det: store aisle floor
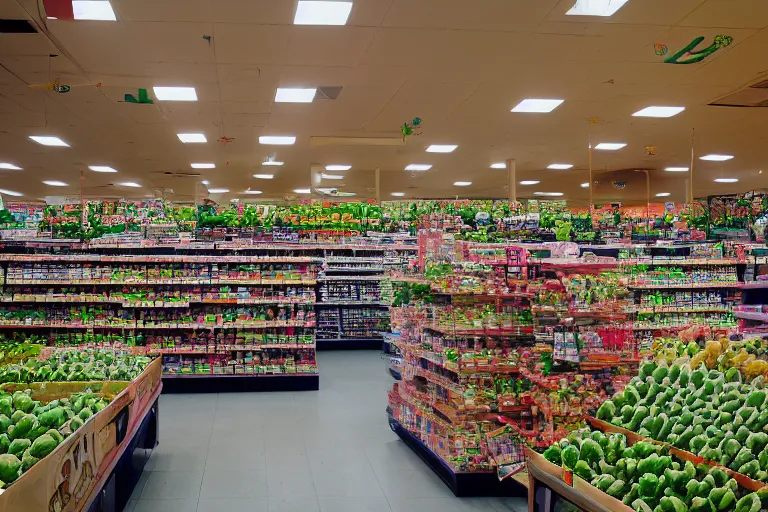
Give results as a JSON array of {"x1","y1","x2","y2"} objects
[{"x1": 126, "y1": 351, "x2": 528, "y2": 512}]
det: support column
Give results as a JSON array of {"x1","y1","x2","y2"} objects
[{"x1": 507, "y1": 159, "x2": 516, "y2": 202}]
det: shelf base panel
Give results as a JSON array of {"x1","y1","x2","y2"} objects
[
  {"x1": 162, "y1": 374, "x2": 319, "y2": 393},
  {"x1": 390, "y1": 418, "x2": 527, "y2": 497}
]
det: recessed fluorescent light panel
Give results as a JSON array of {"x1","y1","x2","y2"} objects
[
  {"x1": 202, "y1": 180, "x2": 210, "y2": 185},
  {"x1": 580, "y1": 183, "x2": 590, "y2": 188},
  {"x1": 294, "y1": 1, "x2": 353, "y2": 25},
  {"x1": 490, "y1": 163, "x2": 506, "y2": 169},
  {"x1": 0, "y1": 163, "x2": 22, "y2": 170},
  {"x1": 43, "y1": 180, "x2": 67, "y2": 187},
  {"x1": 665, "y1": 167, "x2": 689, "y2": 172},
  {"x1": 243, "y1": 190, "x2": 262, "y2": 195},
  {"x1": 262, "y1": 160, "x2": 284, "y2": 166},
  {"x1": 405, "y1": 164, "x2": 432, "y2": 171},
  {"x1": 534, "y1": 192, "x2": 564, "y2": 196},
  {"x1": 325, "y1": 165, "x2": 351, "y2": 171},
  {"x1": 426, "y1": 145, "x2": 458, "y2": 153},
  {"x1": 595, "y1": 143, "x2": 627, "y2": 151},
  {"x1": 275, "y1": 88, "x2": 317, "y2": 103},
  {"x1": 391, "y1": 192, "x2": 405, "y2": 197},
  {"x1": 191, "y1": 163, "x2": 215, "y2": 169},
  {"x1": 253, "y1": 174, "x2": 274, "y2": 179},
  {"x1": 207, "y1": 188, "x2": 229, "y2": 193},
  {"x1": 72, "y1": 0, "x2": 117, "y2": 21},
  {"x1": 88, "y1": 165, "x2": 117, "y2": 173},
  {"x1": 321, "y1": 174, "x2": 344, "y2": 180},
  {"x1": 177, "y1": 133, "x2": 207, "y2": 143},
  {"x1": 454, "y1": 181, "x2": 472, "y2": 187},
  {"x1": 520, "y1": 180, "x2": 540, "y2": 185},
  {"x1": 656, "y1": 192, "x2": 671, "y2": 197},
  {"x1": 701, "y1": 154, "x2": 734, "y2": 161},
  {"x1": 511, "y1": 99, "x2": 564, "y2": 113},
  {"x1": 0, "y1": 189, "x2": 22, "y2": 197},
  {"x1": 547, "y1": 164, "x2": 573, "y2": 170},
  {"x1": 29, "y1": 136, "x2": 69, "y2": 147},
  {"x1": 153, "y1": 87, "x2": 197, "y2": 101},
  {"x1": 566, "y1": 0, "x2": 629, "y2": 16},
  {"x1": 294, "y1": 188, "x2": 311, "y2": 194},
  {"x1": 119, "y1": 182, "x2": 141, "y2": 188},
  {"x1": 633, "y1": 106, "x2": 685, "y2": 118},
  {"x1": 259, "y1": 136, "x2": 296, "y2": 145},
  {"x1": 714, "y1": 178, "x2": 739, "y2": 183}
]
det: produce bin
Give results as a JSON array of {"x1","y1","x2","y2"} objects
[{"x1": 0, "y1": 357, "x2": 162, "y2": 511}]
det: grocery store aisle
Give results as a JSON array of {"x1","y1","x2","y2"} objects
[{"x1": 125, "y1": 351, "x2": 527, "y2": 512}]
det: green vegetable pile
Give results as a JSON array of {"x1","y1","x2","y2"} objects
[
  {"x1": 0, "y1": 389, "x2": 109, "y2": 486},
  {"x1": 542, "y1": 427, "x2": 763, "y2": 512},
  {"x1": 0, "y1": 350, "x2": 151, "y2": 384},
  {"x1": 597, "y1": 361, "x2": 768, "y2": 482}
]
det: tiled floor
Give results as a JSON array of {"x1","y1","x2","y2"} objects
[{"x1": 125, "y1": 351, "x2": 528, "y2": 512}]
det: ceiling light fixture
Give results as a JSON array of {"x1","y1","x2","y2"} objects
[
  {"x1": 321, "y1": 173, "x2": 344, "y2": 180},
  {"x1": 714, "y1": 178, "x2": 739, "y2": 183},
  {"x1": 665, "y1": 167, "x2": 689, "y2": 172},
  {"x1": 701, "y1": 154, "x2": 734, "y2": 161},
  {"x1": 391, "y1": 192, "x2": 405, "y2": 197},
  {"x1": 633, "y1": 106, "x2": 685, "y2": 118},
  {"x1": 595, "y1": 142, "x2": 627, "y2": 151},
  {"x1": 490, "y1": 163, "x2": 506, "y2": 169},
  {"x1": 294, "y1": 1, "x2": 353, "y2": 25},
  {"x1": 88, "y1": 166, "x2": 117, "y2": 173},
  {"x1": 547, "y1": 164, "x2": 573, "y2": 170},
  {"x1": 208, "y1": 188, "x2": 229, "y2": 193},
  {"x1": 177, "y1": 133, "x2": 207, "y2": 143},
  {"x1": 153, "y1": 87, "x2": 197, "y2": 101},
  {"x1": 243, "y1": 190, "x2": 263, "y2": 195},
  {"x1": 259, "y1": 136, "x2": 296, "y2": 145},
  {"x1": 262, "y1": 160, "x2": 284, "y2": 166},
  {"x1": 191, "y1": 163, "x2": 215, "y2": 169},
  {"x1": 566, "y1": 0, "x2": 629, "y2": 16},
  {"x1": 43, "y1": 180, "x2": 67, "y2": 187},
  {"x1": 294, "y1": 188, "x2": 311, "y2": 194},
  {"x1": 0, "y1": 189, "x2": 22, "y2": 197},
  {"x1": 426, "y1": 145, "x2": 458, "y2": 153},
  {"x1": 118, "y1": 182, "x2": 141, "y2": 188},
  {"x1": 0, "y1": 163, "x2": 22, "y2": 170},
  {"x1": 202, "y1": 180, "x2": 210, "y2": 185},
  {"x1": 656, "y1": 192, "x2": 671, "y2": 197},
  {"x1": 405, "y1": 164, "x2": 432, "y2": 171},
  {"x1": 534, "y1": 192, "x2": 564, "y2": 196},
  {"x1": 520, "y1": 180, "x2": 540, "y2": 185},
  {"x1": 511, "y1": 99, "x2": 564, "y2": 113},
  {"x1": 580, "y1": 183, "x2": 590, "y2": 188},
  {"x1": 275, "y1": 88, "x2": 317, "y2": 103},
  {"x1": 325, "y1": 165, "x2": 351, "y2": 171},
  {"x1": 72, "y1": 0, "x2": 117, "y2": 21},
  {"x1": 454, "y1": 181, "x2": 472, "y2": 187},
  {"x1": 29, "y1": 136, "x2": 69, "y2": 147},
  {"x1": 253, "y1": 174, "x2": 274, "y2": 179}
]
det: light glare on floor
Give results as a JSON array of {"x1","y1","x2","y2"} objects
[
  {"x1": 595, "y1": 143, "x2": 626, "y2": 150},
  {"x1": 294, "y1": 1, "x2": 353, "y2": 25},
  {"x1": 566, "y1": 0, "x2": 629, "y2": 16},
  {"x1": 72, "y1": 0, "x2": 117, "y2": 21},
  {"x1": 633, "y1": 106, "x2": 685, "y2": 118},
  {"x1": 89, "y1": 165, "x2": 117, "y2": 173},
  {"x1": 260, "y1": 136, "x2": 296, "y2": 145},
  {"x1": 29, "y1": 136, "x2": 69, "y2": 147},
  {"x1": 701, "y1": 154, "x2": 734, "y2": 161},
  {"x1": 153, "y1": 87, "x2": 197, "y2": 101},
  {"x1": 191, "y1": 163, "x2": 215, "y2": 169},
  {"x1": 177, "y1": 133, "x2": 207, "y2": 143},
  {"x1": 426, "y1": 145, "x2": 458, "y2": 153},
  {"x1": 43, "y1": 180, "x2": 67, "y2": 187},
  {"x1": 511, "y1": 99, "x2": 564, "y2": 113},
  {"x1": 0, "y1": 163, "x2": 22, "y2": 170},
  {"x1": 275, "y1": 88, "x2": 317, "y2": 103},
  {"x1": 547, "y1": 164, "x2": 573, "y2": 170},
  {"x1": 0, "y1": 189, "x2": 22, "y2": 197},
  {"x1": 405, "y1": 164, "x2": 431, "y2": 171}
]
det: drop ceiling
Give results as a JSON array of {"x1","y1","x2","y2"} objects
[{"x1": 0, "y1": 0, "x2": 767, "y2": 206}]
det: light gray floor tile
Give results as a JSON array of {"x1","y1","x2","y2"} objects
[
  {"x1": 200, "y1": 469, "x2": 268, "y2": 498},
  {"x1": 133, "y1": 498, "x2": 198, "y2": 512},
  {"x1": 493, "y1": 497, "x2": 528, "y2": 512},
  {"x1": 129, "y1": 471, "x2": 151, "y2": 502},
  {"x1": 140, "y1": 471, "x2": 203, "y2": 500},
  {"x1": 197, "y1": 498, "x2": 269, "y2": 512},
  {"x1": 312, "y1": 467, "x2": 385, "y2": 498},
  {"x1": 374, "y1": 467, "x2": 454, "y2": 499},
  {"x1": 146, "y1": 446, "x2": 209, "y2": 471},
  {"x1": 206, "y1": 446, "x2": 266, "y2": 471},
  {"x1": 266, "y1": 464, "x2": 316, "y2": 497},
  {"x1": 318, "y1": 496, "x2": 392, "y2": 512},
  {"x1": 268, "y1": 495, "x2": 321, "y2": 512},
  {"x1": 123, "y1": 500, "x2": 137, "y2": 512},
  {"x1": 389, "y1": 497, "x2": 502, "y2": 512}
]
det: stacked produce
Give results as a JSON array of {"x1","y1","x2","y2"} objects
[
  {"x1": 596, "y1": 360, "x2": 768, "y2": 483},
  {"x1": 0, "y1": 388, "x2": 109, "y2": 486},
  {"x1": 542, "y1": 426, "x2": 763, "y2": 512},
  {"x1": 0, "y1": 350, "x2": 151, "y2": 384}
]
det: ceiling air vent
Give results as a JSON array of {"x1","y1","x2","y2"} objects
[
  {"x1": 314, "y1": 86, "x2": 343, "y2": 100},
  {"x1": 0, "y1": 20, "x2": 37, "y2": 33},
  {"x1": 710, "y1": 79, "x2": 768, "y2": 107}
]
